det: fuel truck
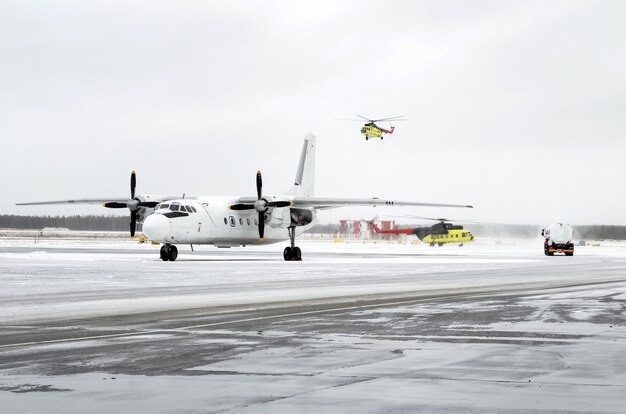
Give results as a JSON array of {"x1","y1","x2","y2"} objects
[{"x1": 541, "y1": 223, "x2": 574, "y2": 256}]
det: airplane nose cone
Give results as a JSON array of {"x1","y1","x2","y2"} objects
[{"x1": 143, "y1": 214, "x2": 170, "y2": 241}]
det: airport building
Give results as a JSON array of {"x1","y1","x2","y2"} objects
[{"x1": 338, "y1": 219, "x2": 396, "y2": 240}]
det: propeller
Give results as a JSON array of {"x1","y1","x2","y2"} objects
[
  {"x1": 229, "y1": 170, "x2": 292, "y2": 240},
  {"x1": 103, "y1": 171, "x2": 158, "y2": 237}
]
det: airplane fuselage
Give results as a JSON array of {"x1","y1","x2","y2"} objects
[{"x1": 142, "y1": 196, "x2": 313, "y2": 247}]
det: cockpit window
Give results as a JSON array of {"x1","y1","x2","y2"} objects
[
  {"x1": 185, "y1": 206, "x2": 193, "y2": 213},
  {"x1": 160, "y1": 204, "x2": 169, "y2": 210},
  {"x1": 170, "y1": 204, "x2": 179, "y2": 211},
  {"x1": 190, "y1": 206, "x2": 197, "y2": 213}
]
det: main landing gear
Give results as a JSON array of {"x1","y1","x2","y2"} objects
[
  {"x1": 160, "y1": 244, "x2": 178, "y2": 261},
  {"x1": 283, "y1": 226, "x2": 302, "y2": 261}
]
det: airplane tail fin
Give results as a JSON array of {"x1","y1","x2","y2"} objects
[{"x1": 286, "y1": 134, "x2": 316, "y2": 197}]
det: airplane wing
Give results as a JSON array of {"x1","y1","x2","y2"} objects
[
  {"x1": 16, "y1": 194, "x2": 184, "y2": 207},
  {"x1": 235, "y1": 196, "x2": 473, "y2": 210},
  {"x1": 291, "y1": 197, "x2": 473, "y2": 210},
  {"x1": 16, "y1": 197, "x2": 131, "y2": 206}
]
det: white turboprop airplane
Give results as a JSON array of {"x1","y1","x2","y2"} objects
[{"x1": 17, "y1": 135, "x2": 473, "y2": 261}]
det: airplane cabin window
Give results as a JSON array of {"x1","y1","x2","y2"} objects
[
  {"x1": 254, "y1": 218, "x2": 258, "y2": 225},
  {"x1": 247, "y1": 218, "x2": 250, "y2": 225},
  {"x1": 239, "y1": 218, "x2": 243, "y2": 225},
  {"x1": 224, "y1": 217, "x2": 227, "y2": 225}
]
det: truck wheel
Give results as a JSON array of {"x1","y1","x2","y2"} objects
[{"x1": 565, "y1": 252, "x2": 574, "y2": 256}]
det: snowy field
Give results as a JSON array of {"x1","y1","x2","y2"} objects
[{"x1": 1, "y1": 236, "x2": 625, "y2": 412}]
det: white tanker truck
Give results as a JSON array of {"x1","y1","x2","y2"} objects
[{"x1": 541, "y1": 223, "x2": 574, "y2": 256}]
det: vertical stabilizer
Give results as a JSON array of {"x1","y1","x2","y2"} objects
[{"x1": 286, "y1": 134, "x2": 315, "y2": 197}]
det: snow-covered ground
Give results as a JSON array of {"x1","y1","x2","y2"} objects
[
  {"x1": 1, "y1": 237, "x2": 625, "y2": 412},
  {"x1": 0, "y1": 237, "x2": 625, "y2": 324}
]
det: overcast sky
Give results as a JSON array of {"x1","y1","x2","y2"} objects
[{"x1": 1, "y1": 0, "x2": 625, "y2": 225}]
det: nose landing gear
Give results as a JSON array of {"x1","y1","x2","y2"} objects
[
  {"x1": 284, "y1": 226, "x2": 302, "y2": 261},
  {"x1": 160, "y1": 244, "x2": 178, "y2": 261}
]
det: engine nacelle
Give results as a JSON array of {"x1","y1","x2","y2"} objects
[
  {"x1": 290, "y1": 207, "x2": 314, "y2": 227},
  {"x1": 262, "y1": 196, "x2": 292, "y2": 229},
  {"x1": 265, "y1": 207, "x2": 291, "y2": 229}
]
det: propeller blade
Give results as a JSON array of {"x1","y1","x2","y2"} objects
[
  {"x1": 130, "y1": 210, "x2": 137, "y2": 237},
  {"x1": 229, "y1": 204, "x2": 256, "y2": 210},
  {"x1": 258, "y1": 211, "x2": 265, "y2": 240},
  {"x1": 137, "y1": 201, "x2": 159, "y2": 208},
  {"x1": 103, "y1": 202, "x2": 128, "y2": 209},
  {"x1": 256, "y1": 170, "x2": 262, "y2": 200},
  {"x1": 266, "y1": 201, "x2": 292, "y2": 208},
  {"x1": 130, "y1": 170, "x2": 136, "y2": 199}
]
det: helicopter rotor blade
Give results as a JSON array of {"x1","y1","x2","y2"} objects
[
  {"x1": 334, "y1": 118, "x2": 369, "y2": 122},
  {"x1": 386, "y1": 214, "x2": 504, "y2": 226},
  {"x1": 386, "y1": 214, "x2": 443, "y2": 222},
  {"x1": 371, "y1": 116, "x2": 407, "y2": 122}
]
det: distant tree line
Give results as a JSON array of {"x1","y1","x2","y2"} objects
[
  {"x1": 573, "y1": 225, "x2": 626, "y2": 241},
  {"x1": 309, "y1": 222, "x2": 626, "y2": 240},
  {"x1": 0, "y1": 215, "x2": 130, "y2": 232}
]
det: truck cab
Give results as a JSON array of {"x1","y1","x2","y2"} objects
[{"x1": 542, "y1": 223, "x2": 574, "y2": 256}]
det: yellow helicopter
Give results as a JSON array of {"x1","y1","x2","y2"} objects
[
  {"x1": 370, "y1": 215, "x2": 476, "y2": 246},
  {"x1": 344, "y1": 115, "x2": 406, "y2": 140}
]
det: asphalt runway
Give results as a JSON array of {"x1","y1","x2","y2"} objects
[{"x1": 1, "y1": 238, "x2": 625, "y2": 413}]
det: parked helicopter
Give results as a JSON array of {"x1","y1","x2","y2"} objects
[
  {"x1": 368, "y1": 215, "x2": 475, "y2": 246},
  {"x1": 341, "y1": 115, "x2": 406, "y2": 140}
]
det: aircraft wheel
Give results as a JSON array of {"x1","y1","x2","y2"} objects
[
  {"x1": 283, "y1": 246, "x2": 302, "y2": 261},
  {"x1": 168, "y1": 245, "x2": 178, "y2": 261},
  {"x1": 160, "y1": 245, "x2": 169, "y2": 261},
  {"x1": 438, "y1": 243, "x2": 443, "y2": 247}
]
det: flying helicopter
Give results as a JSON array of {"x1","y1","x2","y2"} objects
[
  {"x1": 368, "y1": 215, "x2": 475, "y2": 246},
  {"x1": 342, "y1": 115, "x2": 406, "y2": 140}
]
